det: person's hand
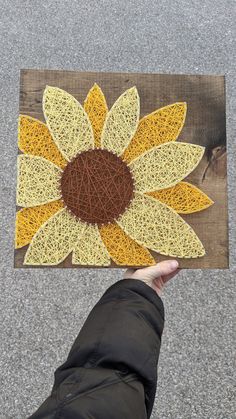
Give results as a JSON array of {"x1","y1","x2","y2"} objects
[{"x1": 123, "y1": 260, "x2": 180, "y2": 297}]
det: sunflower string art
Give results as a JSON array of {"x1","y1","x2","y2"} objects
[{"x1": 15, "y1": 84, "x2": 214, "y2": 266}]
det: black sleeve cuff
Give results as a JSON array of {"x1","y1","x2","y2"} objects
[{"x1": 102, "y1": 278, "x2": 165, "y2": 320}]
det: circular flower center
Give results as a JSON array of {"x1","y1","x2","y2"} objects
[{"x1": 61, "y1": 149, "x2": 134, "y2": 224}]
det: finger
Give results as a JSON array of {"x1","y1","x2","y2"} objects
[
  {"x1": 152, "y1": 269, "x2": 180, "y2": 296},
  {"x1": 153, "y1": 276, "x2": 165, "y2": 289},
  {"x1": 151, "y1": 276, "x2": 166, "y2": 296},
  {"x1": 123, "y1": 268, "x2": 136, "y2": 278},
  {"x1": 153, "y1": 269, "x2": 178, "y2": 285},
  {"x1": 154, "y1": 268, "x2": 180, "y2": 285}
]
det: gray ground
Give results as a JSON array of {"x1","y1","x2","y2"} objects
[{"x1": 0, "y1": 1, "x2": 235, "y2": 418}]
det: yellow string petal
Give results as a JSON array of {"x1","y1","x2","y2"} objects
[
  {"x1": 43, "y1": 86, "x2": 94, "y2": 161},
  {"x1": 100, "y1": 222, "x2": 155, "y2": 266},
  {"x1": 18, "y1": 115, "x2": 67, "y2": 169},
  {"x1": 15, "y1": 200, "x2": 64, "y2": 249},
  {"x1": 123, "y1": 102, "x2": 187, "y2": 163},
  {"x1": 101, "y1": 87, "x2": 140, "y2": 156},
  {"x1": 72, "y1": 224, "x2": 110, "y2": 266},
  {"x1": 117, "y1": 193, "x2": 205, "y2": 258},
  {"x1": 17, "y1": 155, "x2": 62, "y2": 207},
  {"x1": 24, "y1": 208, "x2": 85, "y2": 265},
  {"x1": 84, "y1": 84, "x2": 108, "y2": 148},
  {"x1": 147, "y1": 181, "x2": 214, "y2": 214},
  {"x1": 129, "y1": 142, "x2": 205, "y2": 193}
]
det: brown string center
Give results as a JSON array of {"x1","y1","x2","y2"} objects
[{"x1": 61, "y1": 149, "x2": 134, "y2": 224}]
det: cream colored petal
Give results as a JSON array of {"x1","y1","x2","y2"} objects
[
  {"x1": 117, "y1": 193, "x2": 205, "y2": 258},
  {"x1": 24, "y1": 208, "x2": 85, "y2": 265},
  {"x1": 16, "y1": 155, "x2": 62, "y2": 207},
  {"x1": 43, "y1": 86, "x2": 94, "y2": 161},
  {"x1": 72, "y1": 224, "x2": 110, "y2": 266},
  {"x1": 129, "y1": 142, "x2": 205, "y2": 192},
  {"x1": 101, "y1": 87, "x2": 140, "y2": 156}
]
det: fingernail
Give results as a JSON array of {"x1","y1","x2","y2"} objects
[{"x1": 170, "y1": 260, "x2": 179, "y2": 270}]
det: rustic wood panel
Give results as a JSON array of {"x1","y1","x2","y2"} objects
[{"x1": 15, "y1": 69, "x2": 228, "y2": 268}]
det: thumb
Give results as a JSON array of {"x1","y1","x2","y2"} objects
[{"x1": 129, "y1": 260, "x2": 179, "y2": 282}]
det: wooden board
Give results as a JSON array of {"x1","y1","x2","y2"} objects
[{"x1": 15, "y1": 69, "x2": 229, "y2": 269}]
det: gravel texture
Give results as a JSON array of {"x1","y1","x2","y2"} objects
[{"x1": 0, "y1": 1, "x2": 235, "y2": 418}]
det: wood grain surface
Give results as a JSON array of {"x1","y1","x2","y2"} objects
[{"x1": 15, "y1": 69, "x2": 228, "y2": 268}]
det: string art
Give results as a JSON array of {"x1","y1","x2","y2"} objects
[
  {"x1": 129, "y1": 142, "x2": 205, "y2": 192},
  {"x1": 123, "y1": 102, "x2": 187, "y2": 162},
  {"x1": 60, "y1": 149, "x2": 134, "y2": 224},
  {"x1": 43, "y1": 86, "x2": 94, "y2": 161},
  {"x1": 72, "y1": 225, "x2": 110, "y2": 266},
  {"x1": 99, "y1": 223, "x2": 155, "y2": 265},
  {"x1": 18, "y1": 115, "x2": 67, "y2": 168},
  {"x1": 17, "y1": 155, "x2": 62, "y2": 207},
  {"x1": 147, "y1": 182, "x2": 213, "y2": 214},
  {"x1": 101, "y1": 86, "x2": 140, "y2": 156},
  {"x1": 15, "y1": 84, "x2": 214, "y2": 266},
  {"x1": 24, "y1": 208, "x2": 85, "y2": 265},
  {"x1": 84, "y1": 83, "x2": 108, "y2": 148},
  {"x1": 15, "y1": 200, "x2": 64, "y2": 248},
  {"x1": 117, "y1": 193, "x2": 205, "y2": 258}
]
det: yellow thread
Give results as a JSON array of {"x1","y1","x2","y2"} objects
[
  {"x1": 18, "y1": 115, "x2": 67, "y2": 169},
  {"x1": 147, "y1": 181, "x2": 214, "y2": 214},
  {"x1": 24, "y1": 208, "x2": 85, "y2": 265},
  {"x1": 43, "y1": 86, "x2": 94, "y2": 161},
  {"x1": 15, "y1": 200, "x2": 64, "y2": 248},
  {"x1": 17, "y1": 155, "x2": 62, "y2": 207},
  {"x1": 84, "y1": 84, "x2": 108, "y2": 148},
  {"x1": 101, "y1": 87, "x2": 140, "y2": 156},
  {"x1": 72, "y1": 224, "x2": 110, "y2": 265},
  {"x1": 100, "y1": 222, "x2": 155, "y2": 266},
  {"x1": 122, "y1": 102, "x2": 187, "y2": 163},
  {"x1": 117, "y1": 193, "x2": 205, "y2": 258},
  {"x1": 129, "y1": 142, "x2": 205, "y2": 193}
]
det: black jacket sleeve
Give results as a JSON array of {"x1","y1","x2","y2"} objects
[{"x1": 29, "y1": 278, "x2": 165, "y2": 419}]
